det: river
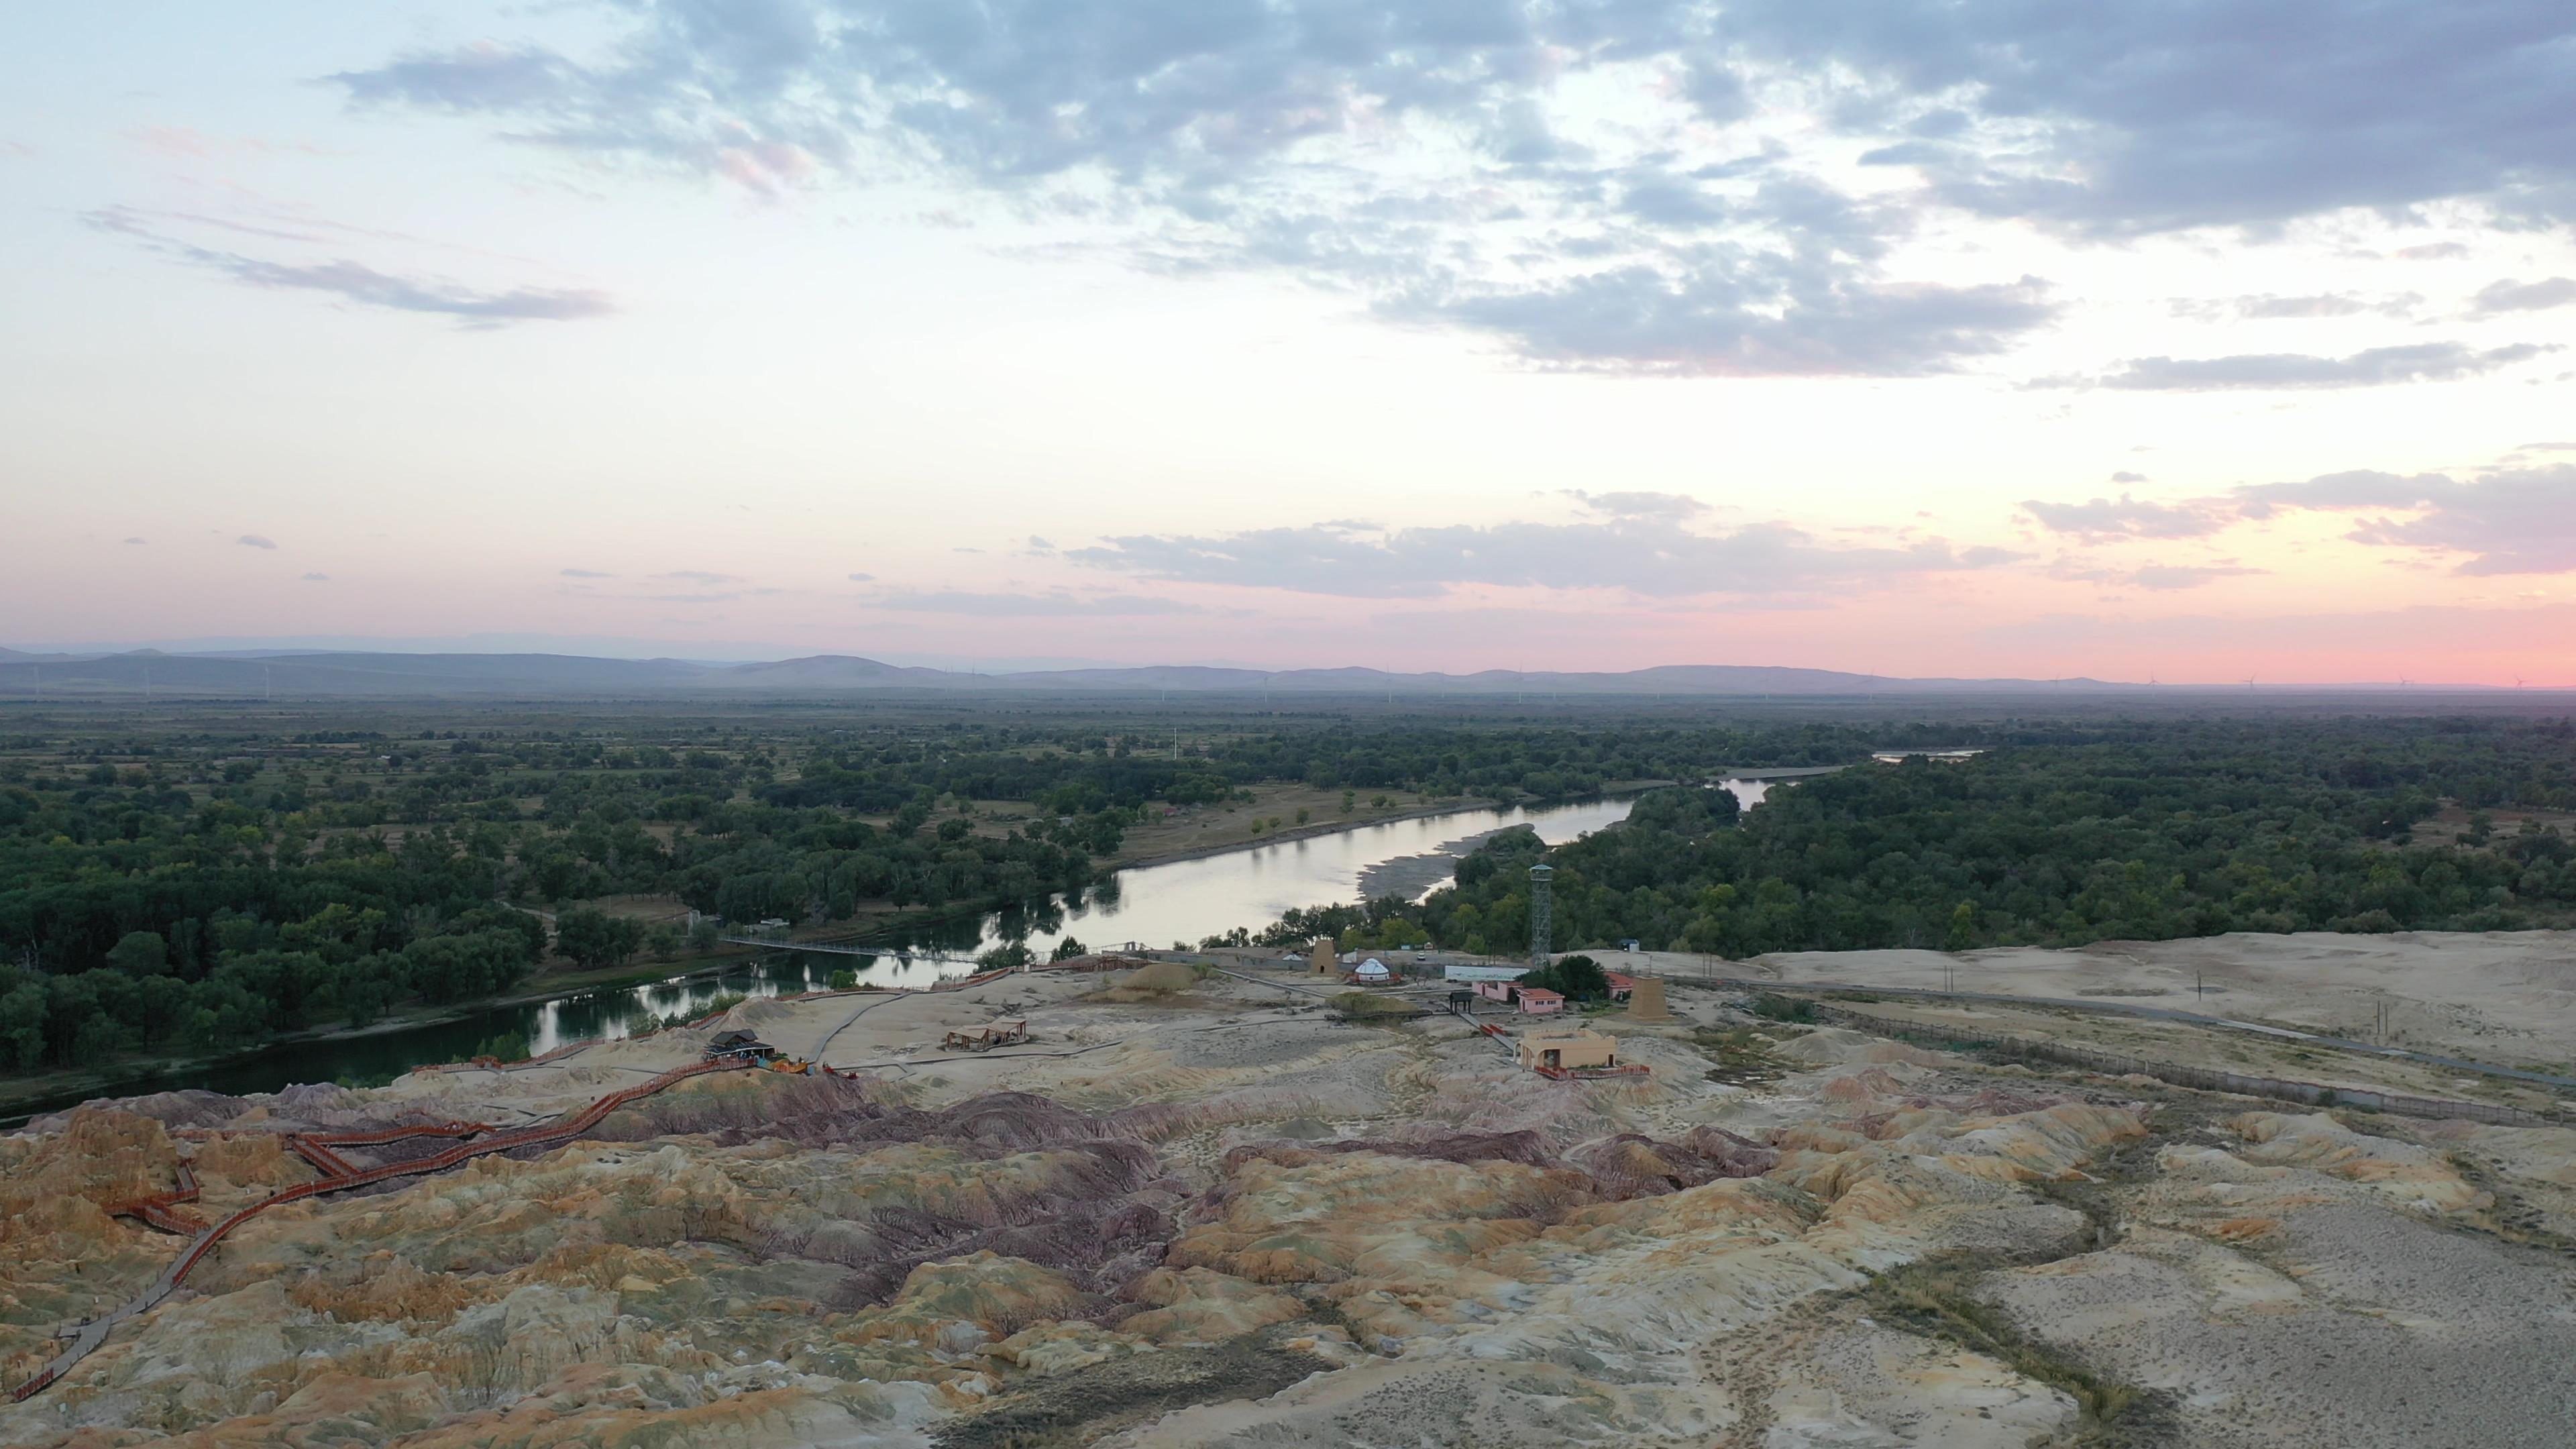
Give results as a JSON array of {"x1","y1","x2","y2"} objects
[{"x1": 21, "y1": 782, "x2": 1782, "y2": 1114}]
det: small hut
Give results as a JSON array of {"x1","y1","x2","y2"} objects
[
  {"x1": 1515, "y1": 1026, "x2": 1619, "y2": 1071},
  {"x1": 1350, "y1": 957, "x2": 1394, "y2": 985},
  {"x1": 705, "y1": 1029, "x2": 777, "y2": 1063}
]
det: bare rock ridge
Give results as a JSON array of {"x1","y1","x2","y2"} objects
[{"x1": 5, "y1": 959, "x2": 2575, "y2": 1447}]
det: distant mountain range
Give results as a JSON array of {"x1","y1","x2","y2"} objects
[{"x1": 0, "y1": 647, "x2": 2526, "y2": 698}]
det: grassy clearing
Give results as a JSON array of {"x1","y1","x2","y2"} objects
[
  {"x1": 1690, "y1": 1024, "x2": 1799, "y2": 1087},
  {"x1": 1862, "y1": 1256, "x2": 2160, "y2": 1445},
  {"x1": 1328, "y1": 991, "x2": 1418, "y2": 1018}
]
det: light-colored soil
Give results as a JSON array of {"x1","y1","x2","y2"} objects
[
  {"x1": 1833, "y1": 996, "x2": 2576, "y2": 1117},
  {"x1": 11, "y1": 953, "x2": 2576, "y2": 1448},
  {"x1": 2404, "y1": 802, "x2": 2576, "y2": 850},
  {"x1": 1623, "y1": 930, "x2": 2576, "y2": 1077}
]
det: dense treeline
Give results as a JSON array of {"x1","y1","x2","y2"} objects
[
  {"x1": 1401, "y1": 718, "x2": 2576, "y2": 958},
  {"x1": 0, "y1": 711, "x2": 1886, "y2": 1071}
]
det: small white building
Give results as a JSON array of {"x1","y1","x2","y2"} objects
[
  {"x1": 1352, "y1": 957, "x2": 1393, "y2": 983},
  {"x1": 1443, "y1": 963, "x2": 1529, "y2": 983}
]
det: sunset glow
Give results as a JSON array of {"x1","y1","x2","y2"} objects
[{"x1": 7, "y1": 3, "x2": 2574, "y2": 683}]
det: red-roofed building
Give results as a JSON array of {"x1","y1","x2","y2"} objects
[
  {"x1": 1604, "y1": 973, "x2": 1635, "y2": 1002},
  {"x1": 1514, "y1": 987, "x2": 1564, "y2": 1015}
]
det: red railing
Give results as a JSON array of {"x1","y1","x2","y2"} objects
[{"x1": 106, "y1": 1162, "x2": 202, "y2": 1236}]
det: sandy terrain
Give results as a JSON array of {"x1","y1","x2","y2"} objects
[
  {"x1": 4, "y1": 956, "x2": 2574, "y2": 1447},
  {"x1": 1616, "y1": 930, "x2": 2576, "y2": 1075}
]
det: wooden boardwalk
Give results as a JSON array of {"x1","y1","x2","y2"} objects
[{"x1": 6, "y1": 1059, "x2": 752, "y2": 1403}]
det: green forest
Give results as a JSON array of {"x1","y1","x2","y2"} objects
[
  {"x1": 0, "y1": 708, "x2": 1892, "y2": 1072},
  {"x1": 1358, "y1": 718, "x2": 2576, "y2": 959}
]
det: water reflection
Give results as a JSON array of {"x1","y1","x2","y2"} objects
[
  {"x1": 954, "y1": 794, "x2": 1642, "y2": 959},
  {"x1": 28, "y1": 784, "x2": 1794, "y2": 1114}
]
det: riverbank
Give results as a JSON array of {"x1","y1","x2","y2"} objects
[
  {"x1": 0, "y1": 789, "x2": 1673, "y2": 1122},
  {"x1": 1104, "y1": 781, "x2": 1684, "y2": 875}
]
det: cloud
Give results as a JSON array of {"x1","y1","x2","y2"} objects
[
  {"x1": 862, "y1": 589, "x2": 1218, "y2": 617},
  {"x1": 1717, "y1": 0, "x2": 2576, "y2": 233},
  {"x1": 845, "y1": 572, "x2": 875, "y2": 582},
  {"x1": 2021, "y1": 494, "x2": 2226, "y2": 542},
  {"x1": 2237, "y1": 464, "x2": 2576, "y2": 575},
  {"x1": 2049, "y1": 559, "x2": 2263, "y2": 591},
  {"x1": 2078, "y1": 343, "x2": 2553, "y2": 392},
  {"x1": 643, "y1": 592, "x2": 739, "y2": 604},
  {"x1": 123, "y1": 537, "x2": 145, "y2": 545},
  {"x1": 324, "y1": 2, "x2": 2576, "y2": 376},
  {"x1": 237, "y1": 534, "x2": 277, "y2": 549},
  {"x1": 330, "y1": 43, "x2": 578, "y2": 112},
  {"x1": 301, "y1": 572, "x2": 331, "y2": 582},
  {"x1": 1026, "y1": 535, "x2": 1055, "y2": 550},
  {"x1": 559, "y1": 568, "x2": 613, "y2": 578},
  {"x1": 654, "y1": 570, "x2": 740, "y2": 584},
  {"x1": 1565, "y1": 490, "x2": 1708, "y2": 520},
  {"x1": 84, "y1": 207, "x2": 613, "y2": 327},
  {"x1": 325, "y1": 7, "x2": 2067, "y2": 376},
  {"x1": 2237, "y1": 294, "x2": 2371, "y2": 319},
  {"x1": 1399, "y1": 258, "x2": 2057, "y2": 378},
  {"x1": 2109, "y1": 471, "x2": 2148, "y2": 484},
  {"x1": 2169, "y1": 292, "x2": 2421, "y2": 321},
  {"x1": 2471, "y1": 277, "x2": 2576, "y2": 315},
  {"x1": 1069, "y1": 515, "x2": 2022, "y2": 600},
  {"x1": 2127, "y1": 564, "x2": 2263, "y2": 591},
  {"x1": 2026, "y1": 464, "x2": 2576, "y2": 576}
]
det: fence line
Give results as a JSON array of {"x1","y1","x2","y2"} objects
[{"x1": 1805, "y1": 1002, "x2": 2556, "y2": 1128}]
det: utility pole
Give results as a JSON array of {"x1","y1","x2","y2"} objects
[{"x1": 1527, "y1": 863, "x2": 1554, "y2": 968}]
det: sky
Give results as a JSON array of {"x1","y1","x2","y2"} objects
[{"x1": 5, "y1": 2, "x2": 2575, "y2": 684}]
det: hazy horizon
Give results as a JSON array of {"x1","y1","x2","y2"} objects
[{"x1": 7, "y1": 3, "x2": 2574, "y2": 684}]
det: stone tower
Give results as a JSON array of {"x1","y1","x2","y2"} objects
[{"x1": 1625, "y1": 976, "x2": 1672, "y2": 1022}]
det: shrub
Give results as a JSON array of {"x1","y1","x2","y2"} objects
[
  {"x1": 474, "y1": 1030, "x2": 530, "y2": 1062},
  {"x1": 1748, "y1": 993, "x2": 1817, "y2": 1024}
]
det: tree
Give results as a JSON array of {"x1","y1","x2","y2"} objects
[
  {"x1": 553, "y1": 907, "x2": 647, "y2": 972},
  {"x1": 1943, "y1": 902, "x2": 1978, "y2": 953},
  {"x1": 1049, "y1": 936, "x2": 1089, "y2": 962},
  {"x1": 1527, "y1": 953, "x2": 1609, "y2": 1000},
  {"x1": 106, "y1": 930, "x2": 171, "y2": 978}
]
